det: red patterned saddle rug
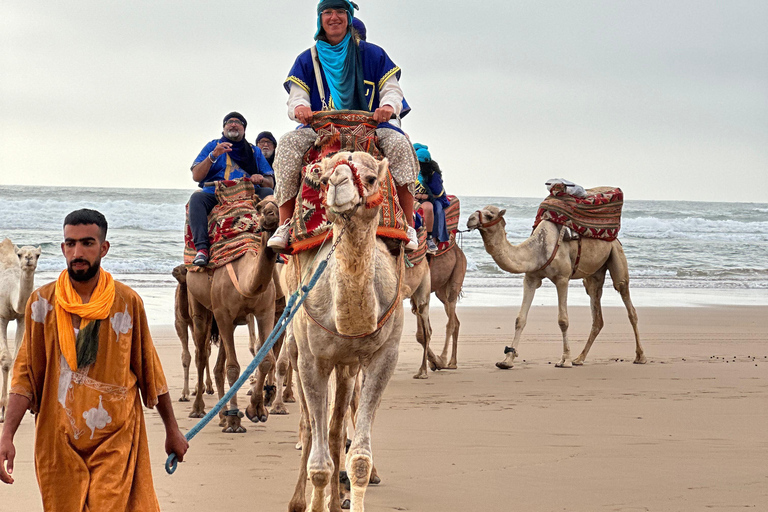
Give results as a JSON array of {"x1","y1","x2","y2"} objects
[
  {"x1": 184, "y1": 179, "x2": 262, "y2": 271},
  {"x1": 288, "y1": 111, "x2": 408, "y2": 254},
  {"x1": 533, "y1": 183, "x2": 623, "y2": 241}
]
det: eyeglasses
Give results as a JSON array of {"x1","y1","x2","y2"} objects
[
  {"x1": 321, "y1": 9, "x2": 347, "y2": 18},
  {"x1": 225, "y1": 119, "x2": 244, "y2": 126}
]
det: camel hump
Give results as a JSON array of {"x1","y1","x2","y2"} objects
[{"x1": 0, "y1": 238, "x2": 20, "y2": 269}]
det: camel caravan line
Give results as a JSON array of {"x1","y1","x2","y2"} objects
[{"x1": 1, "y1": 111, "x2": 646, "y2": 512}]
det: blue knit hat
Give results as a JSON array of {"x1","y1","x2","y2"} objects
[
  {"x1": 352, "y1": 18, "x2": 366, "y2": 40},
  {"x1": 315, "y1": 0, "x2": 358, "y2": 40},
  {"x1": 413, "y1": 143, "x2": 431, "y2": 163}
]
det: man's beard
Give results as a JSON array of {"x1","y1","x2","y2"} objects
[
  {"x1": 67, "y1": 258, "x2": 101, "y2": 282},
  {"x1": 225, "y1": 129, "x2": 243, "y2": 141},
  {"x1": 262, "y1": 148, "x2": 274, "y2": 159}
]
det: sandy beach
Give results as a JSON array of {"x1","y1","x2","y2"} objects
[{"x1": 3, "y1": 304, "x2": 767, "y2": 511}]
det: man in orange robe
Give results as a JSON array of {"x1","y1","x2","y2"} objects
[{"x1": 0, "y1": 208, "x2": 188, "y2": 511}]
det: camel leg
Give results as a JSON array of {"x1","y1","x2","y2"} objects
[
  {"x1": 554, "y1": 277, "x2": 573, "y2": 368},
  {"x1": 289, "y1": 360, "x2": 311, "y2": 512},
  {"x1": 247, "y1": 313, "x2": 257, "y2": 357},
  {"x1": 176, "y1": 318, "x2": 191, "y2": 402},
  {"x1": 216, "y1": 317, "x2": 246, "y2": 433},
  {"x1": 212, "y1": 340, "x2": 227, "y2": 427},
  {"x1": 296, "y1": 352, "x2": 334, "y2": 512},
  {"x1": 497, "y1": 274, "x2": 541, "y2": 369},
  {"x1": 246, "y1": 307, "x2": 276, "y2": 424},
  {"x1": 573, "y1": 270, "x2": 606, "y2": 365},
  {"x1": 270, "y1": 333, "x2": 291, "y2": 415},
  {"x1": 349, "y1": 373, "x2": 380, "y2": 486},
  {"x1": 608, "y1": 245, "x2": 646, "y2": 364},
  {"x1": 189, "y1": 305, "x2": 211, "y2": 418},
  {"x1": 411, "y1": 297, "x2": 433, "y2": 379},
  {"x1": 439, "y1": 298, "x2": 460, "y2": 369},
  {"x1": 329, "y1": 366, "x2": 357, "y2": 512},
  {"x1": 0, "y1": 318, "x2": 10, "y2": 423},
  {"x1": 347, "y1": 340, "x2": 399, "y2": 511}
]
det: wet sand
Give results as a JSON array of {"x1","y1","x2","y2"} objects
[{"x1": 4, "y1": 305, "x2": 767, "y2": 511}]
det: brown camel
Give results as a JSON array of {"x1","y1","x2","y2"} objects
[
  {"x1": 426, "y1": 243, "x2": 467, "y2": 370},
  {"x1": 185, "y1": 194, "x2": 280, "y2": 433},
  {"x1": 285, "y1": 152, "x2": 404, "y2": 512},
  {"x1": 467, "y1": 204, "x2": 646, "y2": 369}
]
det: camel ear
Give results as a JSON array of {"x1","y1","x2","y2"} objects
[
  {"x1": 377, "y1": 157, "x2": 390, "y2": 182},
  {"x1": 14, "y1": 245, "x2": 20, "y2": 255},
  {"x1": 498, "y1": 209, "x2": 506, "y2": 217},
  {"x1": 34, "y1": 246, "x2": 42, "y2": 256}
]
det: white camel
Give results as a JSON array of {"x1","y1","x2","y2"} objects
[
  {"x1": 467, "y1": 205, "x2": 646, "y2": 369},
  {"x1": 0, "y1": 239, "x2": 41, "y2": 422}
]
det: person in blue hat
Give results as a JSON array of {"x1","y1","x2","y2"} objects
[
  {"x1": 413, "y1": 143, "x2": 450, "y2": 254},
  {"x1": 268, "y1": 0, "x2": 419, "y2": 251}
]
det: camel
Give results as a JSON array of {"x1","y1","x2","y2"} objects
[
  {"x1": 0, "y1": 239, "x2": 41, "y2": 423},
  {"x1": 285, "y1": 151, "x2": 404, "y2": 512},
  {"x1": 401, "y1": 257, "x2": 435, "y2": 379},
  {"x1": 427, "y1": 243, "x2": 467, "y2": 370},
  {"x1": 185, "y1": 194, "x2": 280, "y2": 433},
  {"x1": 467, "y1": 204, "x2": 646, "y2": 369}
]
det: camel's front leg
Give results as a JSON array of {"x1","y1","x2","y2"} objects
[
  {"x1": 573, "y1": 271, "x2": 606, "y2": 365},
  {"x1": 289, "y1": 365, "x2": 311, "y2": 512},
  {"x1": 0, "y1": 318, "x2": 10, "y2": 423},
  {"x1": 296, "y1": 352, "x2": 334, "y2": 512},
  {"x1": 212, "y1": 341, "x2": 227, "y2": 427},
  {"x1": 554, "y1": 277, "x2": 573, "y2": 368},
  {"x1": 246, "y1": 307, "x2": 275, "y2": 424},
  {"x1": 440, "y1": 299, "x2": 460, "y2": 369},
  {"x1": 218, "y1": 318, "x2": 246, "y2": 433},
  {"x1": 270, "y1": 332, "x2": 291, "y2": 415},
  {"x1": 329, "y1": 366, "x2": 357, "y2": 512},
  {"x1": 176, "y1": 319, "x2": 191, "y2": 402},
  {"x1": 411, "y1": 298, "x2": 433, "y2": 379},
  {"x1": 497, "y1": 274, "x2": 541, "y2": 369},
  {"x1": 348, "y1": 340, "x2": 399, "y2": 512},
  {"x1": 189, "y1": 308, "x2": 210, "y2": 418}
]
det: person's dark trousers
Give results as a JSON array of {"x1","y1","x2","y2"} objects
[
  {"x1": 189, "y1": 191, "x2": 218, "y2": 252},
  {"x1": 189, "y1": 186, "x2": 274, "y2": 251}
]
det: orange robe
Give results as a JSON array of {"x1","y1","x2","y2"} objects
[{"x1": 11, "y1": 280, "x2": 169, "y2": 512}]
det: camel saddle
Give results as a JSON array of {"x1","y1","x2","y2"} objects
[
  {"x1": 533, "y1": 183, "x2": 623, "y2": 241},
  {"x1": 286, "y1": 110, "x2": 409, "y2": 254},
  {"x1": 184, "y1": 178, "x2": 263, "y2": 272},
  {"x1": 408, "y1": 194, "x2": 462, "y2": 266}
]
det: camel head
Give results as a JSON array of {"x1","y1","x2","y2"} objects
[
  {"x1": 254, "y1": 195, "x2": 280, "y2": 234},
  {"x1": 318, "y1": 151, "x2": 389, "y2": 216},
  {"x1": 171, "y1": 264, "x2": 188, "y2": 284},
  {"x1": 16, "y1": 245, "x2": 41, "y2": 272},
  {"x1": 466, "y1": 205, "x2": 507, "y2": 231}
]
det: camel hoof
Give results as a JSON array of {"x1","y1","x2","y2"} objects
[
  {"x1": 283, "y1": 393, "x2": 296, "y2": 403},
  {"x1": 178, "y1": 396, "x2": 190, "y2": 402},
  {"x1": 222, "y1": 425, "x2": 247, "y2": 434},
  {"x1": 369, "y1": 474, "x2": 381, "y2": 485},
  {"x1": 205, "y1": 387, "x2": 215, "y2": 395},
  {"x1": 634, "y1": 355, "x2": 647, "y2": 364},
  {"x1": 341, "y1": 498, "x2": 351, "y2": 509},
  {"x1": 495, "y1": 361, "x2": 513, "y2": 370},
  {"x1": 246, "y1": 406, "x2": 268, "y2": 423},
  {"x1": 270, "y1": 403, "x2": 289, "y2": 415},
  {"x1": 188, "y1": 410, "x2": 205, "y2": 418},
  {"x1": 445, "y1": 363, "x2": 458, "y2": 370},
  {"x1": 555, "y1": 361, "x2": 573, "y2": 368},
  {"x1": 246, "y1": 389, "x2": 252, "y2": 396},
  {"x1": 412, "y1": 372, "x2": 428, "y2": 380},
  {"x1": 572, "y1": 360, "x2": 584, "y2": 366}
]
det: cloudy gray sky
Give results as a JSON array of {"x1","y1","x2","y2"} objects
[{"x1": 2, "y1": 0, "x2": 766, "y2": 202}]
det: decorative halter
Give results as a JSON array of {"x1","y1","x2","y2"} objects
[
  {"x1": 323, "y1": 158, "x2": 383, "y2": 210},
  {"x1": 474, "y1": 210, "x2": 505, "y2": 229}
]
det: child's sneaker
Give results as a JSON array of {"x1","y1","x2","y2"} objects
[
  {"x1": 426, "y1": 237, "x2": 438, "y2": 254},
  {"x1": 405, "y1": 226, "x2": 419, "y2": 251},
  {"x1": 267, "y1": 222, "x2": 291, "y2": 250},
  {"x1": 192, "y1": 249, "x2": 209, "y2": 266}
]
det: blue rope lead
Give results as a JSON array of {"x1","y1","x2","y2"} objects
[{"x1": 165, "y1": 259, "x2": 328, "y2": 474}]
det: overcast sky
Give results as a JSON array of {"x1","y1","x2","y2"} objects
[{"x1": 2, "y1": 1, "x2": 766, "y2": 203}]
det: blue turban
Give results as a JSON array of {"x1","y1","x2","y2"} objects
[
  {"x1": 413, "y1": 143, "x2": 431, "y2": 163},
  {"x1": 315, "y1": 0, "x2": 358, "y2": 40}
]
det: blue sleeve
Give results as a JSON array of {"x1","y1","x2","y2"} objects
[
  {"x1": 192, "y1": 140, "x2": 218, "y2": 167},
  {"x1": 252, "y1": 146, "x2": 274, "y2": 176}
]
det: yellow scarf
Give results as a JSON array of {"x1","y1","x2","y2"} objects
[{"x1": 55, "y1": 268, "x2": 115, "y2": 370}]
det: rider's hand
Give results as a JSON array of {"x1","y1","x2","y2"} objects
[
  {"x1": 0, "y1": 435, "x2": 15, "y2": 485},
  {"x1": 250, "y1": 174, "x2": 264, "y2": 185},
  {"x1": 294, "y1": 105, "x2": 312, "y2": 125},
  {"x1": 213, "y1": 142, "x2": 233, "y2": 158},
  {"x1": 373, "y1": 105, "x2": 394, "y2": 123}
]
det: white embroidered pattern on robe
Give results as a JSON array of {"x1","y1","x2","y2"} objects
[
  {"x1": 83, "y1": 395, "x2": 112, "y2": 439},
  {"x1": 30, "y1": 296, "x2": 53, "y2": 323},
  {"x1": 111, "y1": 307, "x2": 132, "y2": 337}
]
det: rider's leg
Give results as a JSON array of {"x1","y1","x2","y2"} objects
[
  {"x1": 421, "y1": 201, "x2": 434, "y2": 233},
  {"x1": 188, "y1": 190, "x2": 219, "y2": 252},
  {"x1": 376, "y1": 128, "x2": 420, "y2": 249},
  {"x1": 268, "y1": 128, "x2": 316, "y2": 248}
]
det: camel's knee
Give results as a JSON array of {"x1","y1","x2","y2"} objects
[
  {"x1": 0, "y1": 351, "x2": 12, "y2": 373},
  {"x1": 226, "y1": 365, "x2": 240, "y2": 381},
  {"x1": 347, "y1": 453, "x2": 372, "y2": 488},
  {"x1": 514, "y1": 317, "x2": 526, "y2": 331},
  {"x1": 558, "y1": 318, "x2": 569, "y2": 333},
  {"x1": 181, "y1": 351, "x2": 191, "y2": 369}
]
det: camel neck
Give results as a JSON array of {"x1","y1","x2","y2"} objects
[{"x1": 479, "y1": 224, "x2": 542, "y2": 274}]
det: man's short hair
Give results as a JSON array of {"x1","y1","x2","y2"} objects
[{"x1": 64, "y1": 209, "x2": 108, "y2": 241}]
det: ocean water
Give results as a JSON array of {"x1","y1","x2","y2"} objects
[{"x1": 1, "y1": 185, "x2": 767, "y2": 323}]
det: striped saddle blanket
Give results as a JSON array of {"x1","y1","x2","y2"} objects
[
  {"x1": 184, "y1": 179, "x2": 262, "y2": 271},
  {"x1": 533, "y1": 183, "x2": 623, "y2": 241},
  {"x1": 288, "y1": 111, "x2": 408, "y2": 254},
  {"x1": 409, "y1": 195, "x2": 462, "y2": 265}
]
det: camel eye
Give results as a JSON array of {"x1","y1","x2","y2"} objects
[
  {"x1": 320, "y1": 176, "x2": 329, "y2": 185},
  {"x1": 365, "y1": 176, "x2": 377, "y2": 186},
  {"x1": 483, "y1": 212, "x2": 493, "y2": 220}
]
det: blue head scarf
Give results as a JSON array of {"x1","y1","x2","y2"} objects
[
  {"x1": 413, "y1": 143, "x2": 431, "y2": 163},
  {"x1": 314, "y1": 0, "x2": 366, "y2": 111}
]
